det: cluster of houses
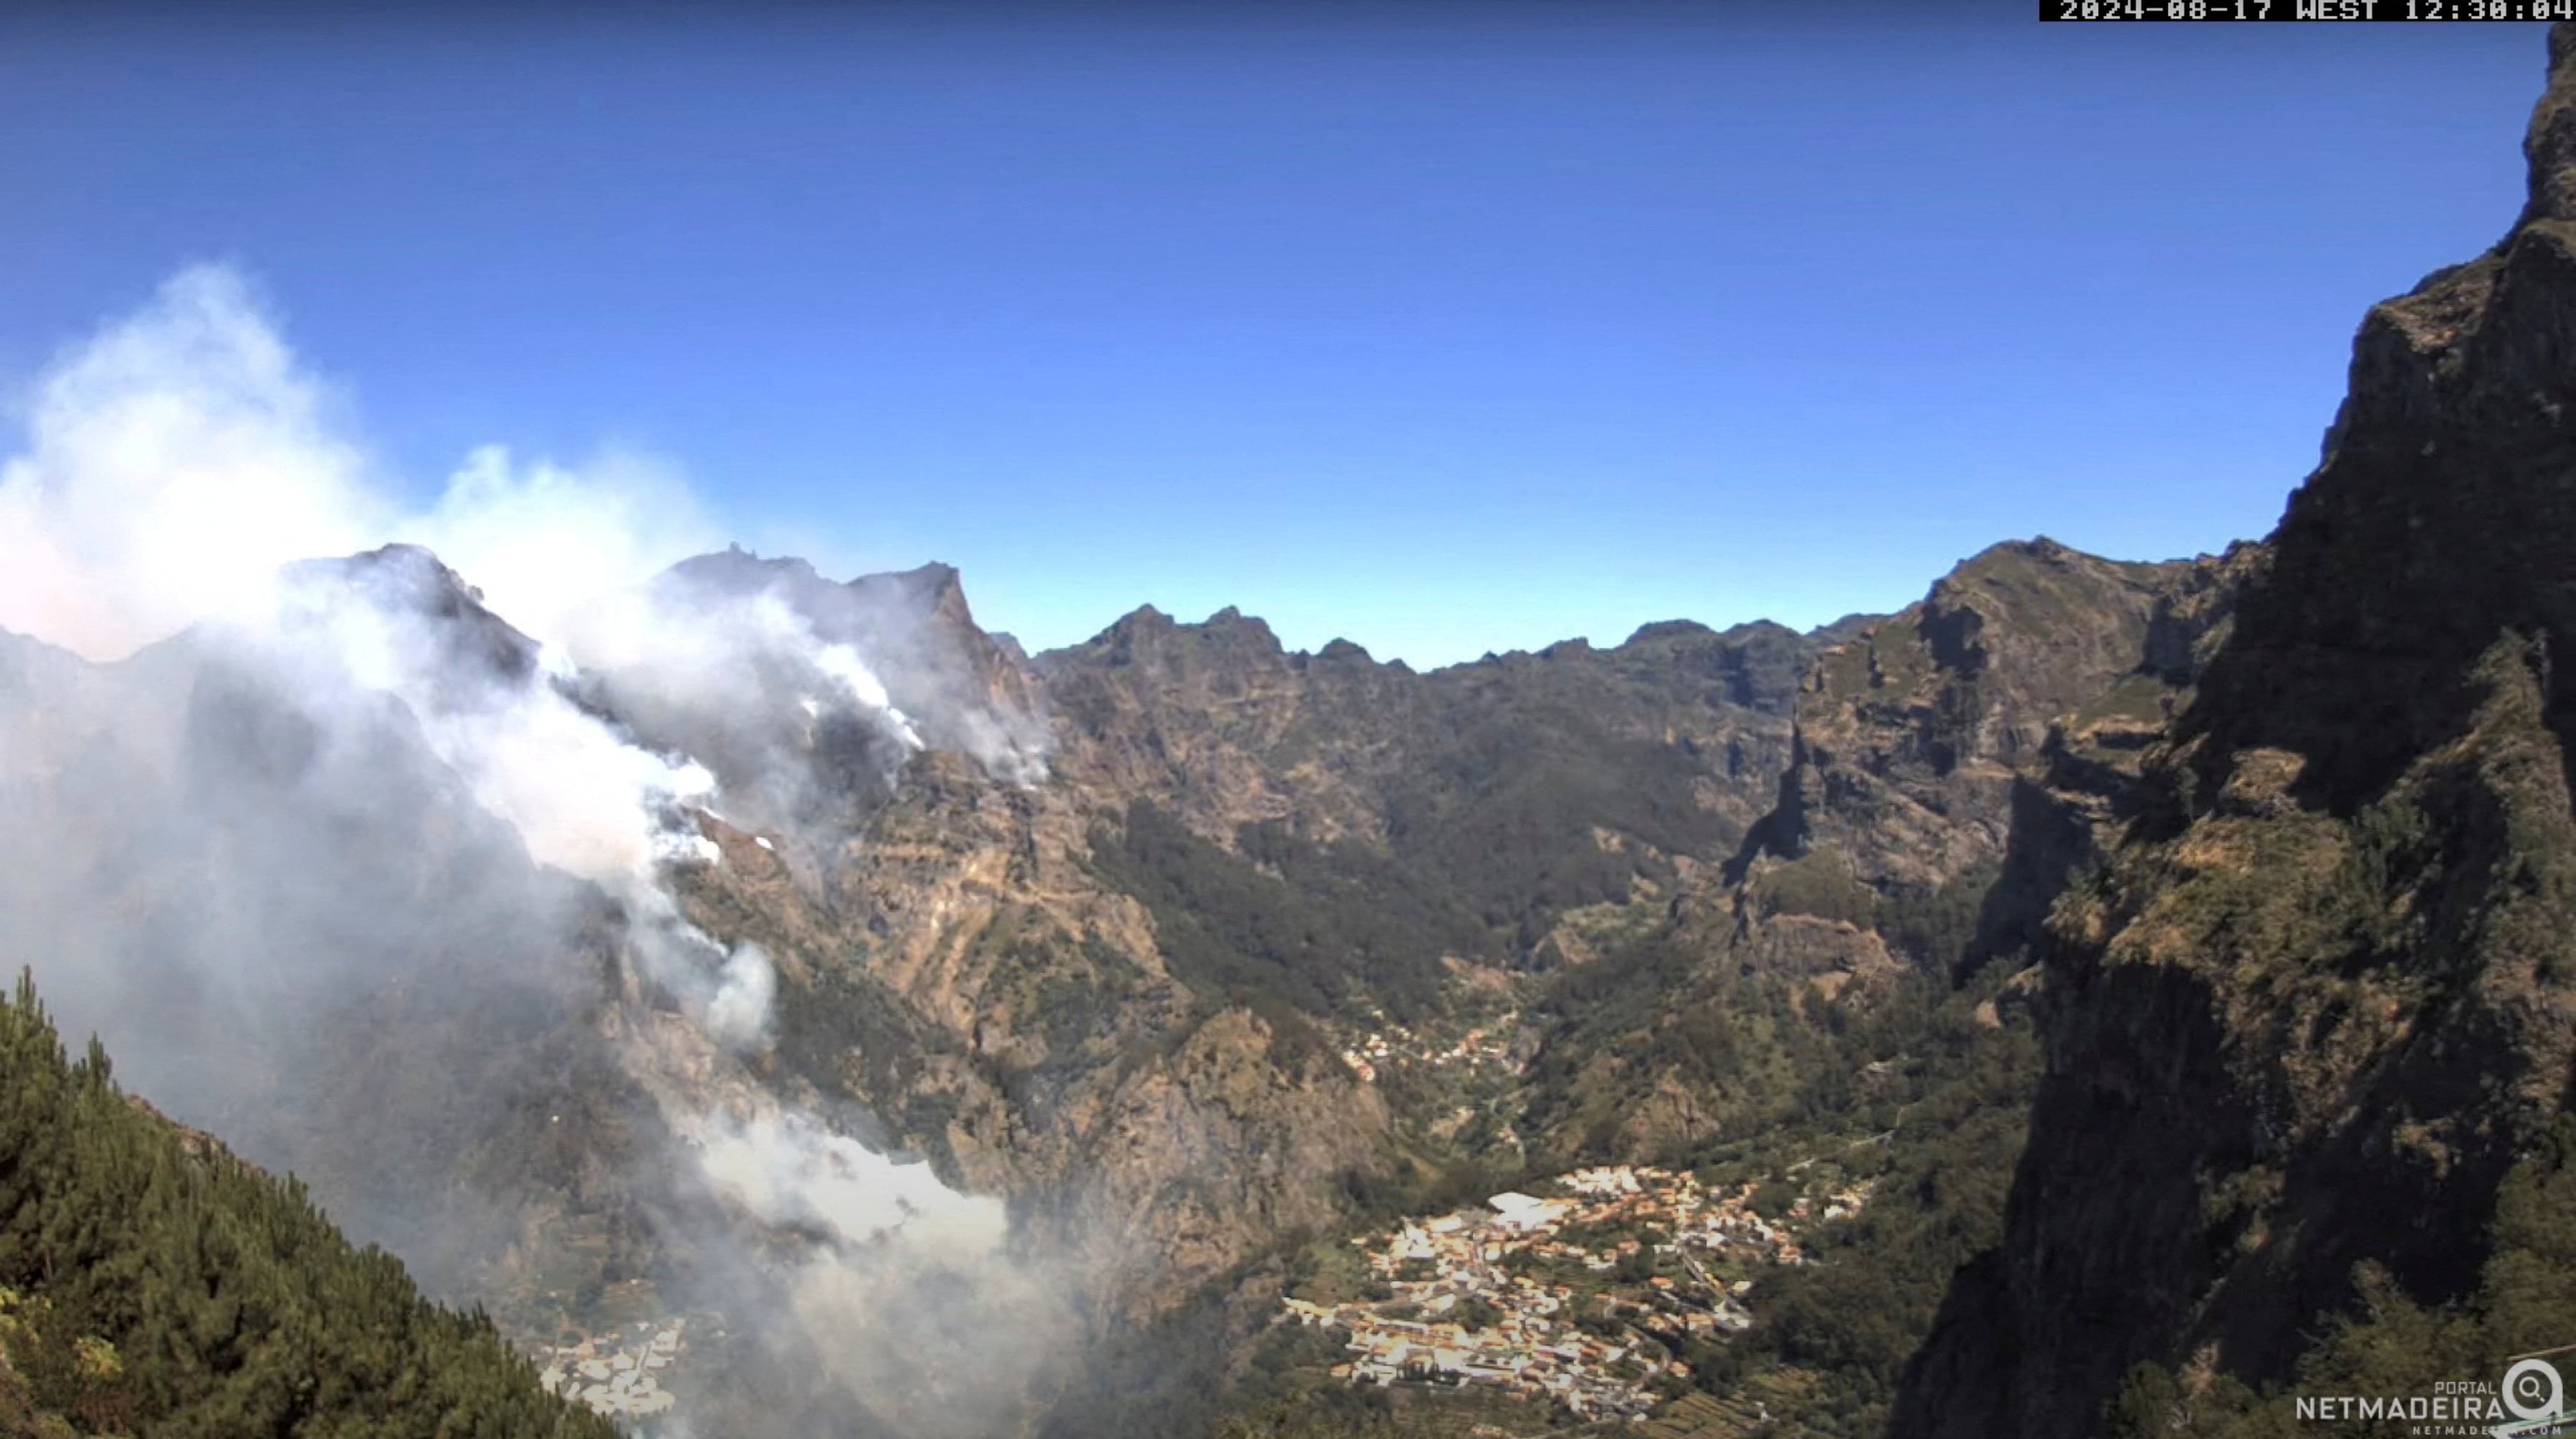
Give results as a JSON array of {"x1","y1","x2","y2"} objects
[
  {"x1": 1338, "y1": 1019, "x2": 1518, "y2": 1085},
  {"x1": 534, "y1": 1318, "x2": 689, "y2": 1422},
  {"x1": 1282, "y1": 1163, "x2": 1874, "y2": 1422},
  {"x1": 1553, "y1": 1164, "x2": 1872, "y2": 1269}
]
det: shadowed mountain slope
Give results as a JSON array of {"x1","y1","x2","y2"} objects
[{"x1": 1892, "y1": 26, "x2": 2576, "y2": 1439}]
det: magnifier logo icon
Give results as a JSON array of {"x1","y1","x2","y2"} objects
[{"x1": 2505, "y1": 1358, "x2": 2565, "y2": 1422}]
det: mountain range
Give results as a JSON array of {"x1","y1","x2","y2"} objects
[{"x1": 8, "y1": 22, "x2": 2576, "y2": 1439}]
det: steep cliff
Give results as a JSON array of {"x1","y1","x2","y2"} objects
[
  {"x1": 638, "y1": 570, "x2": 1412, "y2": 1329},
  {"x1": 1755, "y1": 537, "x2": 2255, "y2": 897},
  {"x1": 1892, "y1": 27, "x2": 2576, "y2": 1439},
  {"x1": 645, "y1": 576, "x2": 1880, "y2": 1333},
  {"x1": 1040, "y1": 605, "x2": 1818, "y2": 955},
  {"x1": 0, "y1": 515, "x2": 2285, "y2": 1439},
  {"x1": 1506, "y1": 540, "x2": 2255, "y2": 1168}
]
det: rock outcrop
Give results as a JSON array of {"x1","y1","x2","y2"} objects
[
  {"x1": 1755, "y1": 537, "x2": 2255, "y2": 896},
  {"x1": 1036, "y1": 605, "x2": 1817, "y2": 868},
  {"x1": 1892, "y1": 27, "x2": 2576, "y2": 1439},
  {"x1": 1498, "y1": 542, "x2": 2260, "y2": 1167}
]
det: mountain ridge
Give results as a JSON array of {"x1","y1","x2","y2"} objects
[
  {"x1": 0, "y1": 492, "x2": 2279, "y2": 1439},
  {"x1": 1891, "y1": 24, "x2": 2576, "y2": 1439}
]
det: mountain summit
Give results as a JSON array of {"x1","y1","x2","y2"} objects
[{"x1": 1892, "y1": 25, "x2": 2576, "y2": 1439}]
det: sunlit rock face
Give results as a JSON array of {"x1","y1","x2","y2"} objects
[{"x1": 1892, "y1": 27, "x2": 2576, "y2": 1439}]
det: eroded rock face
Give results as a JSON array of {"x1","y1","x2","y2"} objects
[
  {"x1": 641, "y1": 576, "x2": 1913, "y2": 1327},
  {"x1": 609, "y1": 571, "x2": 1430, "y2": 1327},
  {"x1": 1760, "y1": 538, "x2": 2256, "y2": 896},
  {"x1": 0, "y1": 482, "x2": 2274, "y2": 1433},
  {"x1": 1892, "y1": 28, "x2": 2576, "y2": 1439},
  {"x1": 671, "y1": 740, "x2": 1401, "y2": 1323},
  {"x1": 1036, "y1": 606, "x2": 1818, "y2": 863}
]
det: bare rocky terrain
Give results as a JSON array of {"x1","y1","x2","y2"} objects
[{"x1": 17, "y1": 28, "x2": 2576, "y2": 1439}]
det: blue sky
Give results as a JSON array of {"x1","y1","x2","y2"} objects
[{"x1": 0, "y1": 4, "x2": 2550, "y2": 667}]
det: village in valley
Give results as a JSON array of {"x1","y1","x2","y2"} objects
[
  {"x1": 1276, "y1": 1161, "x2": 1874, "y2": 1426},
  {"x1": 532, "y1": 1315, "x2": 693, "y2": 1423},
  {"x1": 1338, "y1": 1019, "x2": 1518, "y2": 1088}
]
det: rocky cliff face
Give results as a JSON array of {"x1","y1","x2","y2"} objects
[
  {"x1": 0, "y1": 499, "x2": 2277, "y2": 1437},
  {"x1": 653, "y1": 584, "x2": 1839, "y2": 1323},
  {"x1": 1891, "y1": 27, "x2": 2576, "y2": 1439},
  {"x1": 801, "y1": 533, "x2": 2264, "y2": 1264},
  {"x1": 1508, "y1": 542, "x2": 2256, "y2": 1166},
  {"x1": 668, "y1": 755, "x2": 1400, "y2": 1325},
  {"x1": 1037, "y1": 604, "x2": 1815, "y2": 879},
  {"x1": 571, "y1": 569, "x2": 1397, "y2": 1329},
  {"x1": 1757, "y1": 538, "x2": 2255, "y2": 896},
  {"x1": 0, "y1": 551, "x2": 685, "y2": 1341}
]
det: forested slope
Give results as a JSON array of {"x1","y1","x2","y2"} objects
[{"x1": 0, "y1": 973, "x2": 611, "y2": 1439}]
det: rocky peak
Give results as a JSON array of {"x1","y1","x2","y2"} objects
[
  {"x1": 1072, "y1": 604, "x2": 1170, "y2": 663},
  {"x1": 2188, "y1": 23, "x2": 2576, "y2": 813},
  {"x1": 1623, "y1": 620, "x2": 1715, "y2": 645},
  {"x1": 591, "y1": 548, "x2": 1049, "y2": 813},
  {"x1": 1313, "y1": 637, "x2": 1376, "y2": 665},
  {"x1": 1199, "y1": 606, "x2": 1285, "y2": 655},
  {"x1": 661, "y1": 542, "x2": 825, "y2": 597},
  {"x1": 1762, "y1": 539, "x2": 2244, "y2": 891},
  {"x1": 668, "y1": 547, "x2": 982, "y2": 643},
  {"x1": 1893, "y1": 27, "x2": 2576, "y2": 1439},
  {"x1": 848, "y1": 559, "x2": 976, "y2": 633},
  {"x1": 2518, "y1": 22, "x2": 2576, "y2": 229},
  {"x1": 283, "y1": 542, "x2": 543, "y2": 689},
  {"x1": 1053, "y1": 603, "x2": 1292, "y2": 685}
]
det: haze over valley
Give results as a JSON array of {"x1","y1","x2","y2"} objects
[{"x1": 5, "y1": 10, "x2": 2576, "y2": 1439}]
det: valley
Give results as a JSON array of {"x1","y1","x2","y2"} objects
[
  {"x1": 5, "y1": 22, "x2": 2576, "y2": 1439},
  {"x1": 1278, "y1": 1160, "x2": 1869, "y2": 1420}
]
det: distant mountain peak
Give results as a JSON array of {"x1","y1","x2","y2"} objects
[
  {"x1": 849, "y1": 560, "x2": 974, "y2": 631},
  {"x1": 1622, "y1": 620, "x2": 1714, "y2": 645},
  {"x1": 1068, "y1": 604, "x2": 1287, "y2": 666},
  {"x1": 282, "y1": 542, "x2": 542, "y2": 686},
  {"x1": 1315, "y1": 637, "x2": 1374, "y2": 663},
  {"x1": 1106, "y1": 603, "x2": 1172, "y2": 633}
]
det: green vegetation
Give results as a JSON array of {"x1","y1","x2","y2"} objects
[
  {"x1": 1872, "y1": 860, "x2": 2003, "y2": 977},
  {"x1": 1211, "y1": 1394, "x2": 1499, "y2": 1439},
  {"x1": 2104, "y1": 1117, "x2": 2576, "y2": 1438},
  {"x1": 1711, "y1": 973, "x2": 2041, "y2": 1435},
  {"x1": 1519, "y1": 919, "x2": 1842, "y2": 1157},
  {"x1": 1088, "y1": 800, "x2": 1486, "y2": 1021},
  {"x1": 1374, "y1": 711, "x2": 1734, "y2": 942},
  {"x1": 1754, "y1": 850, "x2": 1877, "y2": 927},
  {"x1": 771, "y1": 950, "x2": 967, "y2": 1149},
  {"x1": 2067, "y1": 672, "x2": 2173, "y2": 730},
  {"x1": 1519, "y1": 910, "x2": 2039, "y2": 1439},
  {"x1": 0, "y1": 972, "x2": 610, "y2": 1438},
  {"x1": 2013, "y1": 636, "x2": 2576, "y2": 1438},
  {"x1": 1333, "y1": 1150, "x2": 1531, "y2": 1231},
  {"x1": 1075, "y1": 624, "x2": 1806, "y2": 1027},
  {"x1": 1043, "y1": 550, "x2": 2234, "y2": 1439}
]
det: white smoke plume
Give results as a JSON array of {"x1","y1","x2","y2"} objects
[
  {"x1": 0, "y1": 266, "x2": 724, "y2": 670},
  {"x1": 0, "y1": 267, "x2": 383, "y2": 659},
  {"x1": 678, "y1": 1105, "x2": 1076, "y2": 1439},
  {"x1": 562, "y1": 584, "x2": 934, "y2": 837},
  {"x1": 0, "y1": 267, "x2": 1068, "y2": 1434},
  {"x1": 699, "y1": 1110, "x2": 1008, "y2": 1256}
]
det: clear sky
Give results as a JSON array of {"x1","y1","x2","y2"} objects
[{"x1": 0, "y1": 4, "x2": 2551, "y2": 668}]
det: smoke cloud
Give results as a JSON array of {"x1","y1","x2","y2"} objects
[
  {"x1": 0, "y1": 266, "x2": 1068, "y2": 1435},
  {"x1": 0, "y1": 267, "x2": 382, "y2": 660}
]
